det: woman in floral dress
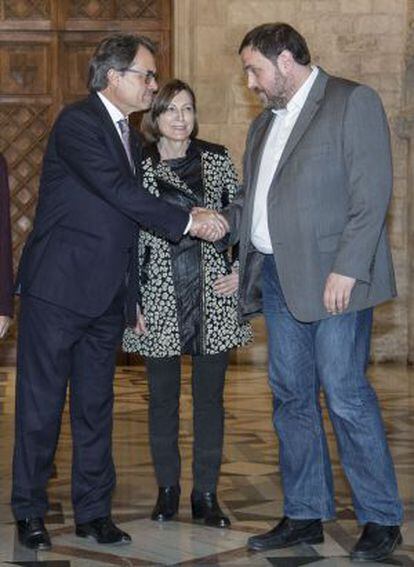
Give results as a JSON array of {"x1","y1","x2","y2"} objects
[{"x1": 123, "y1": 79, "x2": 251, "y2": 528}]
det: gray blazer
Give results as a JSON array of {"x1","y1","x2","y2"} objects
[{"x1": 226, "y1": 69, "x2": 396, "y2": 323}]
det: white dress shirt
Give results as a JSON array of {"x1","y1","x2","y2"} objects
[
  {"x1": 251, "y1": 66, "x2": 319, "y2": 254},
  {"x1": 97, "y1": 91, "x2": 128, "y2": 141}
]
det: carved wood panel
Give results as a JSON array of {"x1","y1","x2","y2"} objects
[
  {"x1": 67, "y1": 0, "x2": 162, "y2": 20},
  {"x1": 60, "y1": 0, "x2": 170, "y2": 31},
  {"x1": 0, "y1": 104, "x2": 52, "y2": 254},
  {"x1": 0, "y1": 0, "x2": 172, "y2": 363},
  {"x1": 0, "y1": 42, "x2": 51, "y2": 95}
]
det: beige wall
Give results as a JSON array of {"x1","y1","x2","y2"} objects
[{"x1": 173, "y1": 0, "x2": 411, "y2": 361}]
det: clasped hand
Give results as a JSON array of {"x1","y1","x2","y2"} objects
[
  {"x1": 134, "y1": 265, "x2": 239, "y2": 336},
  {"x1": 213, "y1": 267, "x2": 239, "y2": 297},
  {"x1": 189, "y1": 207, "x2": 229, "y2": 242}
]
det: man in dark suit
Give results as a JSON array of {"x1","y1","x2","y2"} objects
[
  {"x1": 12, "y1": 33, "x2": 227, "y2": 551},
  {"x1": 0, "y1": 154, "x2": 13, "y2": 338},
  {"x1": 224, "y1": 23, "x2": 403, "y2": 562}
]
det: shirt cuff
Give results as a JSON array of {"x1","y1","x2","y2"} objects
[{"x1": 184, "y1": 214, "x2": 192, "y2": 235}]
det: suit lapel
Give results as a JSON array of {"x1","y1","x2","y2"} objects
[
  {"x1": 129, "y1": 127, "x2": 143, "y2": 182},
  {"x1": 274, "y1": 69, "x2": 329, "y2": 178}
]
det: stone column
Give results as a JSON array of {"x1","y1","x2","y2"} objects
[
  {"x1": 395, "y1": 0, "x2": 414, "y2": 362},
  {"x1": 173, "y1": 0, "x2": 195, "y2": 82},
  {"x1": 395, "y1": 112, "x2": 414, "y2": 362}
]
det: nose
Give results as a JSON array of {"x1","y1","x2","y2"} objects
[
  {"x1": 246, "y1": 72, "x2": 257, "y2": 90},
  {"x1": 149, "y1": 77, "x2": 158, "y2": 91}
]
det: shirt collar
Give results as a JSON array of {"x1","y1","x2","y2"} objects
[
  {"x1": 287, "y1": 65, "x2": 319, "y2": 112},
  {"x1": 97, "y1": 92, "x2": 127, "y2": 126},
  {"x1": 272, "y1": 65, "x2": 319, "y2": 115}
]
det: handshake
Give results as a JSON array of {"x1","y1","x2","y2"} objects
[{"x1": 189, "y1": 207, "x2": 230, "y2": 242}]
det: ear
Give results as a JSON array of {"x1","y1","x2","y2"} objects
[
  {"x1": 106, "y1": 68, "x2": 120, "y2": 88},
  {"x1": 277, "y1": 49, "x2": 295, "y2": 74}
]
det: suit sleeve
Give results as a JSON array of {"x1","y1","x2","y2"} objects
[
  {"x1": 0, "y1": 155, "x2": 14, "y2": 316},
  {"x1": 332, "y1": 85, "x2": 393, "y2": 283},
  {"x1": 54, "y1": 107, "x2": 189, "y2": 242}
]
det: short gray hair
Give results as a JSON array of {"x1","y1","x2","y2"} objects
[{"x1": 88, "y1": 33, "x2": 156, "y2": 93}]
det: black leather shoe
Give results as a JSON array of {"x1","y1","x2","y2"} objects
[
  {"x1": 350, "y1": 523, "x2": 402, "y2": 562},
  {"x1": 191, "y1": 490, "x2": 230, "y2": 528},
  {"x1": 151, "y1": 485, "x2": 180, "y2": 521},
  {"x1": 247, "y1": 516, "x2": 323, "y2": 551},
  {"x1": 17, "y1": 517, "x2": 51, "y2": 551},
  {"x1": 76, "y1": 516, "x2": 131, "y2": 545}
]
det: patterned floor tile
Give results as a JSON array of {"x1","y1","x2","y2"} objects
[{"x1": 0, "y1": 349, "x2": 412, "y2": 566}]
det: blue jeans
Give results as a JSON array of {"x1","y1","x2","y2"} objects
[{"x1": 262, "y1": 255, "x2": 403, "y2": 524}]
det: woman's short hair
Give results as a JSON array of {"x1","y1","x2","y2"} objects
[
  {"x1": 141, "y1": 79, "x2": 199, "y2": 143},
  {"x1": 88, "y1": 33, "x2": 156, "y2": 93}
]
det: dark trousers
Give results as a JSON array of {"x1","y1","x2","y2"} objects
[
  {"x1": 12, "y1": 291, "x2": 125, "y2": 523},
  {"x1": 146, "y1": 351, "x2": 229, "y2": 492}
]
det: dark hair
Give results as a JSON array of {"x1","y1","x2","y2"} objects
[
  {"x1": 141, "y1": 79, "x2": 199, "y2": 143},
  {"x1": 88, "y1": 33, "x2": 156, "y2": 92},
  {"x1": 239, "y1": 23, "x2": 311, "y2": 66}
]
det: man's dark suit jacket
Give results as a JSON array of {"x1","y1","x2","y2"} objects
[
  {"x1": 0, "y1": 154, "x2": 13, "y2": 317},
  {"x1": 16, "y1": 94, "x2": 189, "y2": 323}
]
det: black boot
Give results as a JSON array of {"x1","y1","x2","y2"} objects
[
  {"x1": 151, "y1": 485, "x2": 180, "y2": 521},
  {"x1": 191, "y1": 490, "x2": 230, "y2": 528}
]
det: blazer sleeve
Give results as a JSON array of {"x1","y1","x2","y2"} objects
[
  {"x1": 208, "y1": 147, "x2": 240, "y2": 258},
  {"x1": 0, "y1": 155, "x2": 13, "y2": 316},
  {"x1": 332, "y1": 85, "x2": 393, "y2": 283},
  {"x1": 216, "y1": 124, "x2": 257, "y2": 252},
  {"x1": 54, "y1": 107, "x2": 189, "y2": 243}
]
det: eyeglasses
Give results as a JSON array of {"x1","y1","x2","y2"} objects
[{"x1": 121, "y1": 66, "x2": 158, "y2": 85}]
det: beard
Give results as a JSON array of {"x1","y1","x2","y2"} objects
[
  {"x1": 255, "y1": 65, "x2": 289, "y2": 110},
  {"x1": 255, "y1": 88, "x2": 287, "y2": 110}
]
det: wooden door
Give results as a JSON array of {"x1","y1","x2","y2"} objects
[{"x1": 0, "y1": 0, "x2": 172, "y2": 364}]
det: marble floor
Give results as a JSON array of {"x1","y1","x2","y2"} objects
[{"x1": 0, "y1": 332, "x2": 413, "y2": 566}]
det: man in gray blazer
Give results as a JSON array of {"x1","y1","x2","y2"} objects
[{"x1": 227, "y1": 23, "x2": 403, "y2": 561}]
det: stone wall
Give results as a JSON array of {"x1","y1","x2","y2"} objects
[{"x1": 173, "y1": 0, "x2": 410, "y2": 361}]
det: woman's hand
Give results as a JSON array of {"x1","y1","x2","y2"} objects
[
  {"x1": 134, "y1": 304, "x2": 148, "y2": 335},
  {"x1": 213, "y1": 268, "x2": 239, "y2": 297},
  {"x1": 0, "y1": 316, "x2": 11, "y2": 339}
]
